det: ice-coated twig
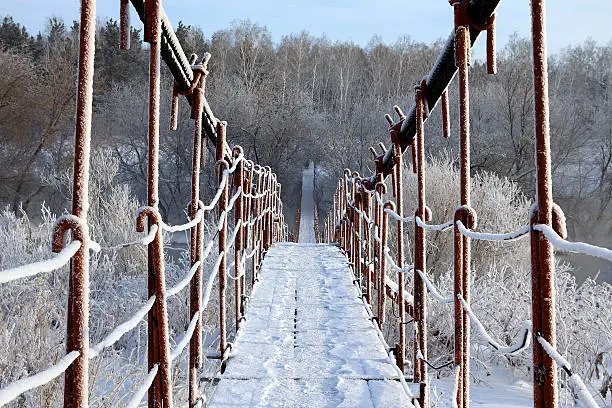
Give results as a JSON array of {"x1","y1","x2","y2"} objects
[
  {"x1": 125, "y1": 365, "x2": 159, "y2": 408},
  {"x1": 0, "y1": 351, "x2": 80, "y2": 406},
  {"x1": 0, "y1": 240, "x2": 81, "y2": 284},
  {"x1": 533, "y1": 224, "x2": 612, "y2": 263},
  {"x1": 456, "y1": 220, "x2": 530, "y2": 242},
  {"x1": 167, "y1": 262, "x2": 201, "y2": 298},
  {"x1": 170, "y1": 312, "x2": 200, "y2": 362},
  {"x1": 415, "y1": 216, "x2": 453, "y2": 232},
  {"x1": 536, "y1": 335, "x2": 600, "y2": 408},
  {"x1": 457, "y1": 294, "x2": 531, "y2": 354},
  {"x1": 160, "y1": 209, "x2": 203, "y2": 233},
  {"x1": 416, "y1": 269, "x2": 453, "y2": 303},
  {"x1": 90, "y1": 296, "x2": 156, "y2": 358}
]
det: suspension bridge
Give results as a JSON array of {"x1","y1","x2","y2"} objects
[{"x1": 0, "y1": 0, "x2": 611, "y2": 407}]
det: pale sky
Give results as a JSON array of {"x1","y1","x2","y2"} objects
[{"x1": 1, "y1": 0, "x2": 611, "y2": 56}]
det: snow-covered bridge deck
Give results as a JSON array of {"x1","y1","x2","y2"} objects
[{"x1": 209, "y1": 243, "x2": 414, "y2": 407}]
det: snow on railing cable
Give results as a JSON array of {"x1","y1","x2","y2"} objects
[
  {"x1": 414, "y1": 216, "x2": 454, "y2": 232},
  {"x1": 535, "y1": 335, "x2": 600, "y2": 408},
  {"x1": 456, "y1": 220, "x2": 530, "y2": 242},
  {"x1": 384, "y1": 208, "x2": 414, "y2": 223},
  {"x1": 90, "y1": 296, "x2": 156, "y2": 358},
  {"x1": 415, "y1": 269, "x2": 453, "y2": 303},
  {"x1": 167, "y1": 262, "x2": 201, "y2": 298},
  {"x1": 385, "y1": 276, "x2": 415, "y2": 305},
  {"x1": 457, "y1": 294, "x2": 531, "y2": 354},
  {"x1": 0, "y1": 351, "x2": 80, "y2": 406},
  {"x1": 227, "y1": 153, "x2": 244, "y2": 174},
  {"x1": 160, "y1": 209, "x2": 203, "y2": 233},
  {"x1": 99, "y1": 224, "x2": 159, "y2": 251},
  {"x1": 533, "y1": 224, "x2": 612, "y2": 263},
  {"x1": 0, "y1": 240, "x2": 81, "y2": 284},
  {"x1": 226, "y1": 187, "x2": 242, "y2": 213},
  {"x1": 170, "y1": 312, "x2": 200, "y2": 362},
  {"x1": 202, "y1": 171, "x2": 229, "y2": 212},
  {"x1": 383, "y1": 246, "x2": 413, "y2": 273},
  {"x1": 125, "y1": 365, "x2": 159, "y2": 408},
  {"x1": 201, "y1": 253, "x2": 224, "y2": 310}
]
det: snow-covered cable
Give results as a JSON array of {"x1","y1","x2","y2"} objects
[
  {"x1": 0, "y1": 240, "x2": 81, "y2": 284},
  {"x1": 415, "y1": 216, "x2": 453, "y2": 232},
  {"x1": 100, "y1": 224, "x2": 159, "y2": 251},
  {"x1": 202, "y1": 171, "x2": 229, "y2": 212},
  {"x1": 457, "y1": 295, "x2": 531, "y2": 354},
  {"x1": 533, "y1": 224, "x2": 612, "y2": 263},
  {"x1": 226, "y1": 187, "x2": 242, "y2": 213},
  {"x1": 384, "y1": 208, "x2": 414, "y2": 223},
  {"x1": 383, "y1": 246, "x2": 413, "y2": 273},
  {"x1": 385, "y1": 276, "x2": 415, "y2": 305},
  {"x1": 167, "y1": 262, "x2": 201, "y2": 298},
  {"x1": 125, "y1": 365, "x2": 158, "y2": 408},
  {"x1": 0, "y1": 351, "x2": 80, "y2": 406},
  {"x1": 160, "y1": 209, "x2": 203, "y2": 233},
  {"x1": 90, "y1": 296, "x2": 156, "y2": 358},
  {"x1": 456, "y1": 220, "x2": 530, "y2": 242},
  {"x1": 170, "y1": 312, "x2": 199, "y2": 362},
  {"x1": 202, "y1": 253, "x2": 224, "y2": 310},
  {"x1": 415, "y1": 269, "x2": 453, "y2": 303},
  {"x1": 217, "y1": 211, "x2": 227, "y2": 231},
  {"x1": 227, "y1": 153, "x2": 244, "y2": 174},
  {"x1": 535, "y1": 335, "x2": 599, "y2": 408}
]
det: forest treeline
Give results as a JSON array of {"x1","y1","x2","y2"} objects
[{"x1": 0, "y1": 16, "x2": 610, "y2": 276}]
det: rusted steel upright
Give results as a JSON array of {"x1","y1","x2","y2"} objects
[
  {"x1": 62, "y1": 1, "x2": 96, "y2": 406},
  {"x1": 216, "y1": 122, "x2": 229, "y2": 366},
  {"x1": 376, "y1": 180, "x2": 388, "y2": 327},
  {"x1": 530, "y1": 0, "x2": 557, "y2": 406},
  {"x1": 144, "y1": 0, "x2": 173, "y2": 405},
  {"x1": 414, "y1": 82, "x2": 429, "y2": 407},
  {"x1": 233, "y1": 147, "x2": 244, "y2": 332},
  {"x1": 119, "y1": 0, "x2": 130, "y2": 50},
  {"x1": 361, "y1": 185, "x2": 372, "y2": 304},
  {"x1": 389, "y1": 112, "x2": 406, "y2": 375},
  {"x1": 188, "y1": 62, "x2": 206, "y2": 407},
  {"x1": 452, "y1": 3, "x2": 473, "y2": 405}
]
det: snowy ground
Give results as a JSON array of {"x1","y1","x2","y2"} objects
[
  {"x1": 208, "y1": 244, "x2": 414, "y2": 407},
  {"x1": 298, "y1": 162, "x2": 316, "y2": 243}
]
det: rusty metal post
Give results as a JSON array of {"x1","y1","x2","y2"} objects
[
  {"x1": 414, "y1": 81, "x2": 429, "y2": 407},
  {"x1": 452, "y1": 8, "x2": 472, "y2": 405},
  {"x1": 144, "y1": 0, "x2": 174, "y2": 405},
  {"x1": 216, "y1": 122, "x2": 229, "y2": 369},
  {"x1": 233, "y1": 148, "x2": 244, "y2": 332},
  {"x1": 119, "y1": 0, "x2": 130, "y2": 50},
  {"x1": 377, "y1": 181, "x2": 388, "y2": 328},
  {"x1": 62, "y1": 1, "x2": 96, "y2": 406},
  {"x1": 442, "y1": 89, "x2": 450, "y2": 138},
  {"x1": 362, "y1": 185, "x2": 372, "y2": 304},
  {"x1": 390, "y1": 117, "x2": 406, "y2": 376},
  {"x1": 530, "y1": 0, "x2": 557, "y2": 406},
  {"x1": 188, "y1": 67, "x2": 205, "y2": 407}
]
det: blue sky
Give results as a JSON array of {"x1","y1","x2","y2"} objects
[{"x1": 1, "y1": 0, "x2": 611, "y2": 56}]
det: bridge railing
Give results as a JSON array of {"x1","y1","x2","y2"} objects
[
  {"x1": 0, "y1": 1, "x2": 286, "y2": 407},
  {"x1": 322, "y1": 1, "x2": 609, "y2": 408}
]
